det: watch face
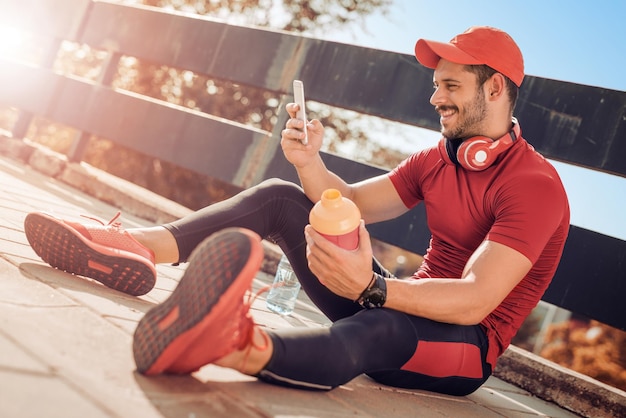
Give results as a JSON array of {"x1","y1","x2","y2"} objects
[
  {"x1": 360, "y1": 286, "x2": 386, "y2": 309},
  {"x1": 365, "y1": 288, "x2": 385, "y2": 307},
  {"x1": 358, "y1": 274, "x2": 387, "y2": 309}
]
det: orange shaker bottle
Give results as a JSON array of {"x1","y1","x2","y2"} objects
[{"x1": 309, "y1": 189, "x2": 361, "y2": 250}]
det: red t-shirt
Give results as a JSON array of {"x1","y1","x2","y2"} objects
[{"x1": 388, "y1": 132, "x2": 570, "y2": 368}]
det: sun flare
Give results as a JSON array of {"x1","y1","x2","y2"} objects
[{"x1": 0, "y1": 25, "x2": 29, "y2": 58}]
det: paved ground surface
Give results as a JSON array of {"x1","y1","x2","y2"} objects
[{"x1": 0, "y1": 154, "x2": 584, "y2": 417}]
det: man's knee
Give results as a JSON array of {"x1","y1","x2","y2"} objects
[{"x1": 255, "y1": 178, "x2": 304, "y2": 197}]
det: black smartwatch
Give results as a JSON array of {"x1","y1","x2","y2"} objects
[{"x1": 357, "y1": 273, "x2": 387, "y2": 309}]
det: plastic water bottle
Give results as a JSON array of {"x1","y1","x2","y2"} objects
[
  {"x1": 266, "y1": 255, "x2": 301, "y2": 316},
  {"x1": 309, "y1": 188, "x2": 361, "y2": 250}
]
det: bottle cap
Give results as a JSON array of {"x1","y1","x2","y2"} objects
[{"x1": 309, "y1": 189, "x2": 361, "y2": 235}]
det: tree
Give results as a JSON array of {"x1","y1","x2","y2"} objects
[{"x1": 140, "y1": 0, "x2": 391, "y2": 34}]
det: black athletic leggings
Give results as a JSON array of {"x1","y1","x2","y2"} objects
[{"x1": 164, "y1": 178, "x2": 492, "y2": 396}]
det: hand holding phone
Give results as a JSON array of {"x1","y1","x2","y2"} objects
[{"x1": 293, "y1": 80, "x2": 308, "y2": 145}]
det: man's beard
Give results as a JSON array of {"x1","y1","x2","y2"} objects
[{"x1": 440, "y1": 89, "x2": 487, "y2": 139}]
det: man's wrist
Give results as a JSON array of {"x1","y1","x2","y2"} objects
[{"x1": 357, "y1": 272, "x2": 387, "y2": 309}]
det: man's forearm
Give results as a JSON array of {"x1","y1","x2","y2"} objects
[
  {"x1": 296, "y1": 155, "x2": 353, "y2": 203},
  {"x1": 384, "y1": 277, "x2": 489, "y2": 326}
]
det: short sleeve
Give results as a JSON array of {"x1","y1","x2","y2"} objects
[{"x1": 487, "y1": 171, "x2": 569, "y2": 263}]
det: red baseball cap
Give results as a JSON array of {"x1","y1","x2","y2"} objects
[{"x1": 414, "y1": 26, "x2": 524, "y2": 87}]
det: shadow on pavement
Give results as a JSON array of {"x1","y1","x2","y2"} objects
[{"x1": 19, "y1": 262, "x2": 157, "y2": 313}]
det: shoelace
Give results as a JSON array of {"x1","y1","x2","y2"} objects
[
  {"x1": 80, "y1": 211, "x2": 122, "y2": 229},
  {"x1": 235, "y1": 284, "x2": 272, "y2": 371}
]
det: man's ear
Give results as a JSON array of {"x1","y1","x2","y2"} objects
[{"x1": 487, "y1": 73, "x2": 507, "y2": 100}]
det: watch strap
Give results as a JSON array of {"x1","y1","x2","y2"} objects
[{"x1": 357, "y1": 272, "x2": 387, "y2": 309}]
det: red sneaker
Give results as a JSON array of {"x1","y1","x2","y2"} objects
[
  {"x1": 133, "y1": 227, "x2": 264, "y2": 376},
  {"x1": 24, "y1": 211, "x2": 156, "y2": 296}
]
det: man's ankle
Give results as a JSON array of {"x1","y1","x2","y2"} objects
[
  {"x1": 130, "y1": 226, "x2": 180, "y2": 264},
  {"x1": 215, "y1": 327, "x2": 273, "y2": 375}
]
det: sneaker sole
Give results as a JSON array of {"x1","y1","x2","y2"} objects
[
  {"x1": 132, "y1": 227, "x2": 263, "y2": 375},
  {"x1": 24, "y1": 212, "x2": 156, "y2": 296}
]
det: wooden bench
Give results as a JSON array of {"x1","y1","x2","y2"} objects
[{"x1": 0, "y1": 0, "x2": 624, "y2": 333}]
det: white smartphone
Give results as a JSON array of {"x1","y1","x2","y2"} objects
[{"x1": 293, "y1": 80, "x2": 308, "y2": 145}]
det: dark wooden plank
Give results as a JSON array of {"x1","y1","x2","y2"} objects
[
  {"x1": 80, "y1": 2, "x2": 626, "y2": 177},
  {"x1": 49, "y1": 78, "x2": 269, "y2": 185},
  {"x1": 517, "y1": 78, "x2": 626, "y2": 176},
  {"x1": 80, "y1": 2, "x2": 300, "y2": 92},
  {"x1": 545, "y1": 226, "x2": 626, "y2": 331},
  {"x1": 0, "y1": 63, "x2": 268, "y2": 185},
  {"x1": 0, "y1": 59, "x2": 59, "y2": 114}
]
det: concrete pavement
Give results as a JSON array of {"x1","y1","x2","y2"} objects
[{"x1": 0, "y1": 147, "x2": 588, "y2": 417}]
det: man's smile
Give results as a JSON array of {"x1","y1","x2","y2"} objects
[{"x1": 436, "y1": 105, "x2": 458, "y2": 125}]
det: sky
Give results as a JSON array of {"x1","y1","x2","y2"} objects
[
  {"x1": 317, "y1": 0, "x2": 626, "y2": 241},
  {"x1": 320, "y1": 0, "x2": 626, "y2": 91}
]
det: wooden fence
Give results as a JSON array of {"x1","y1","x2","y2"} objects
[{"x1": 0, "y1": 0, "x2": 624, "y2": 331}]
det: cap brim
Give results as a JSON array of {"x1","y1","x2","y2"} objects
[{"x1": 414, "y1": 39, "x2": 482, "y2": 68}]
